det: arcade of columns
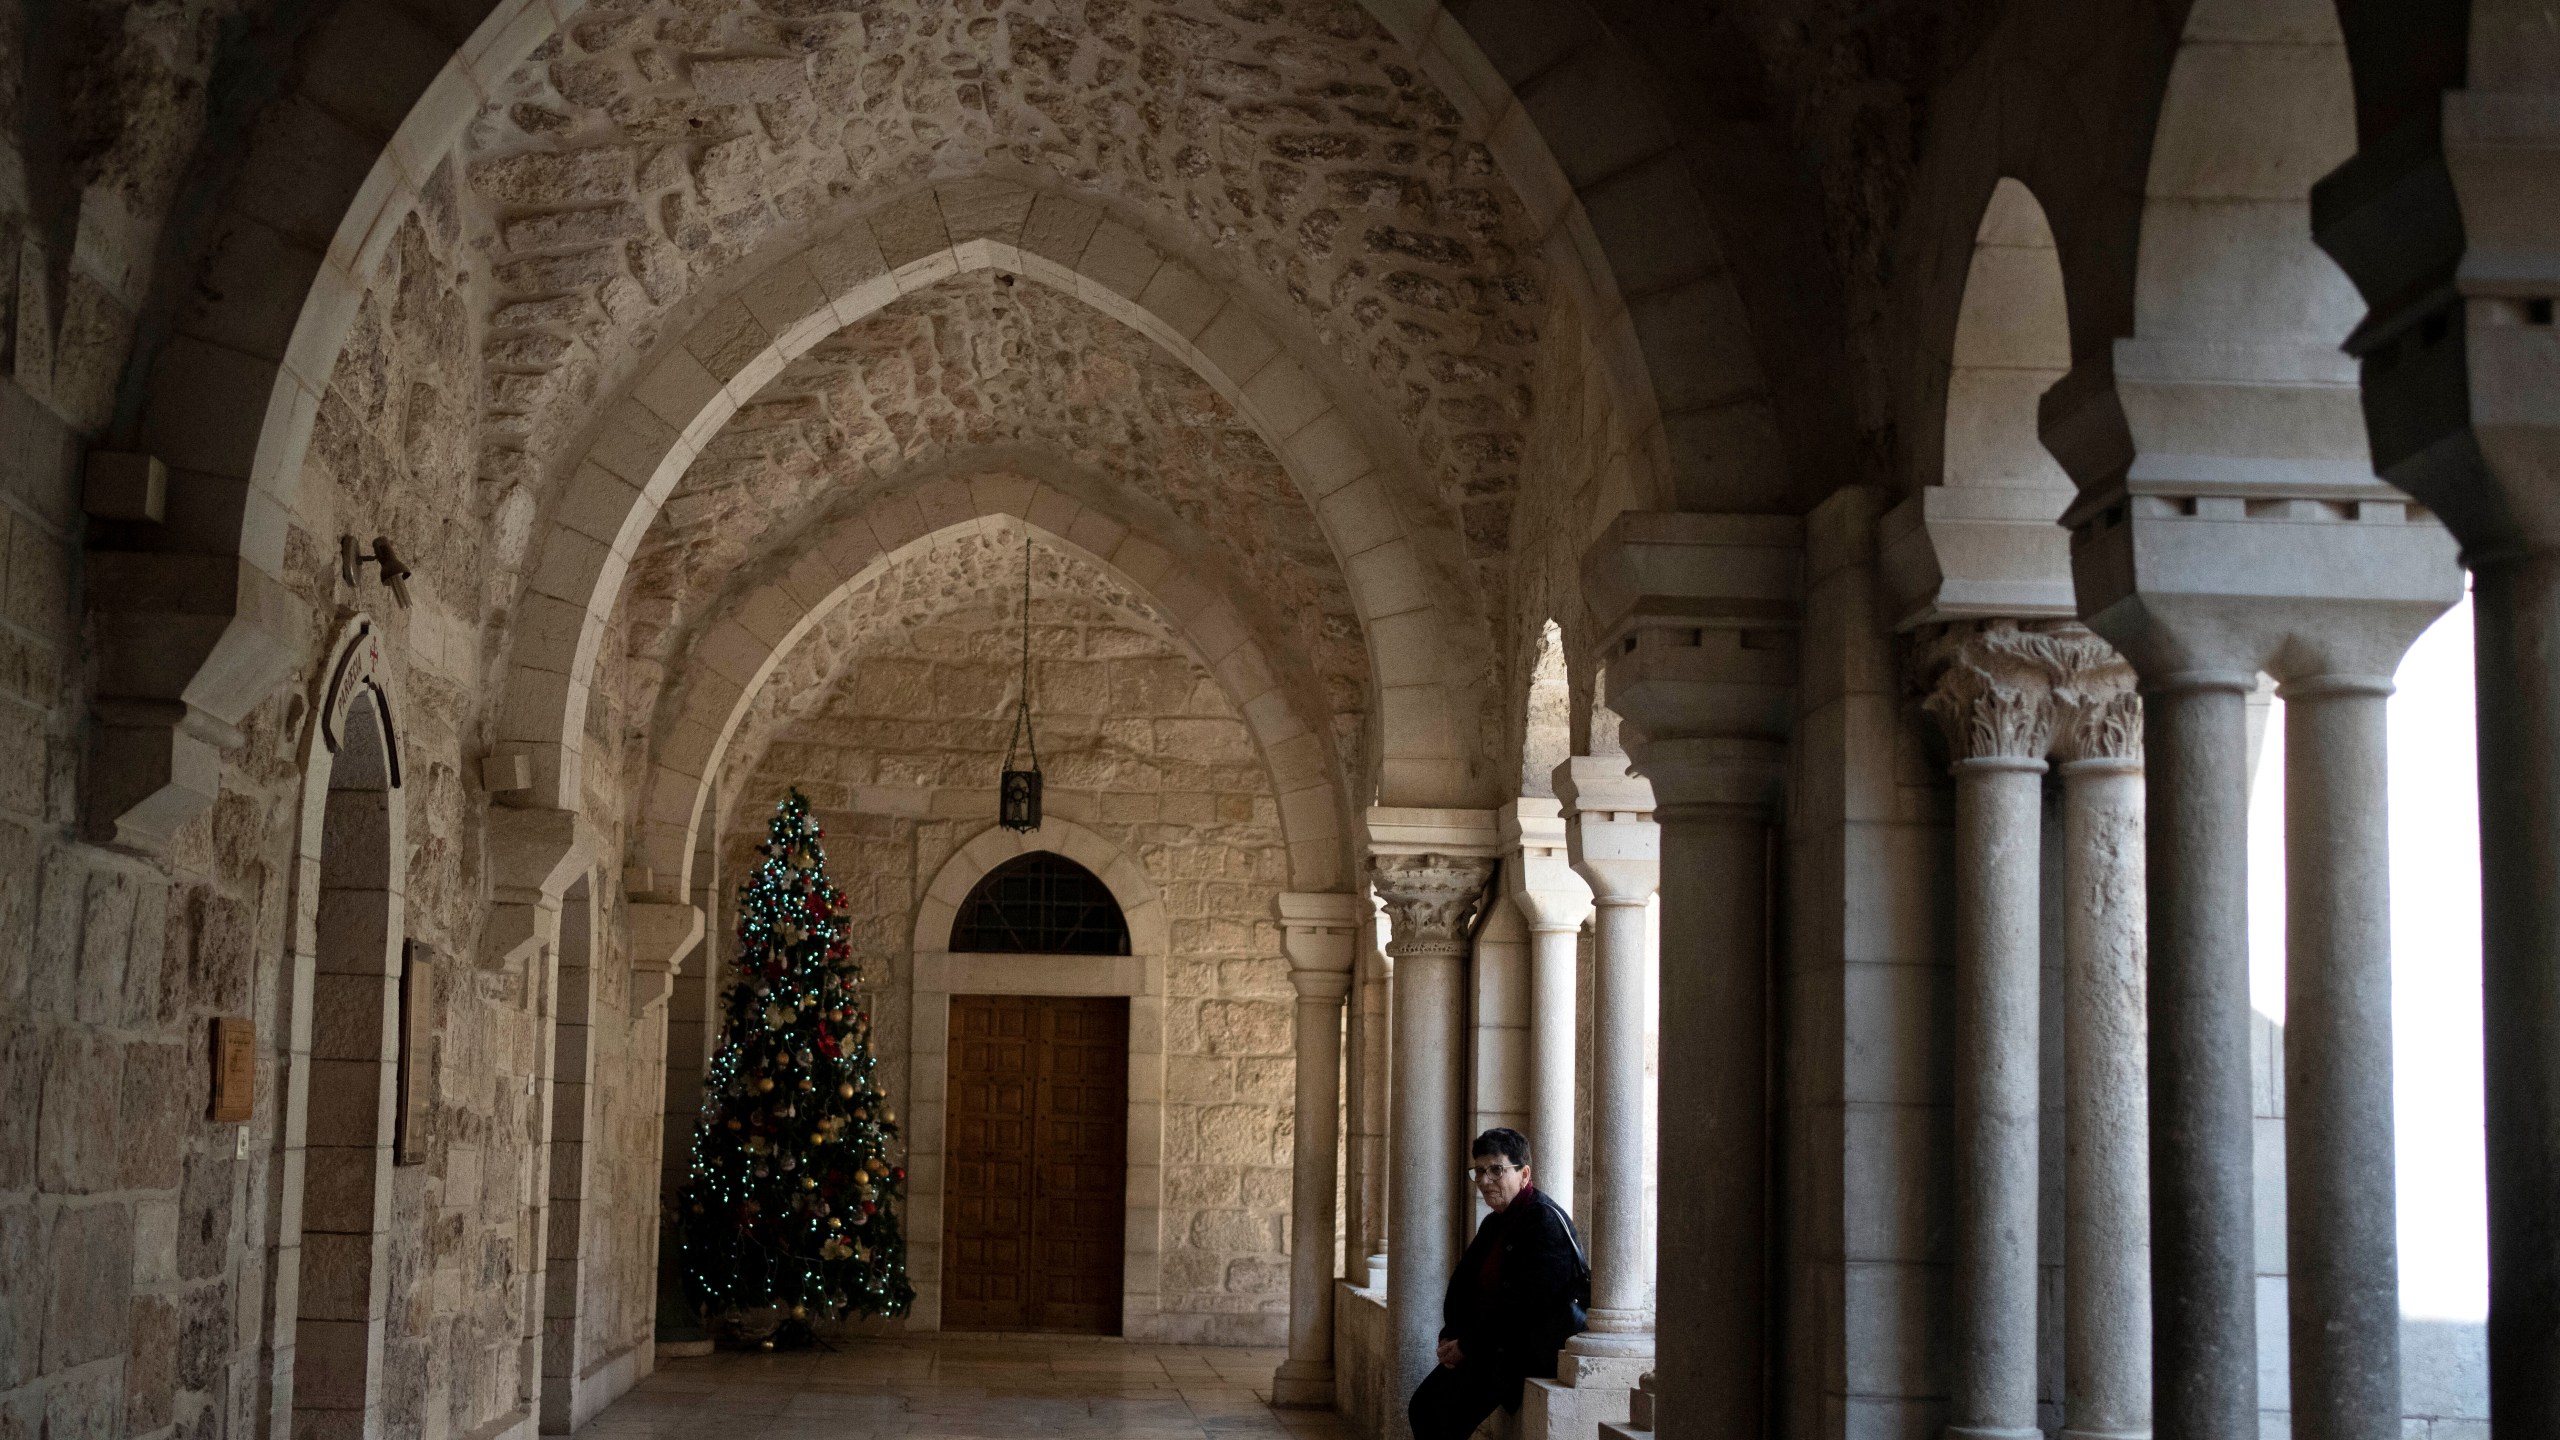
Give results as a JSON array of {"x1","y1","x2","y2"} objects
[
  {"x1": 1263, "y1": 483, "x2": 2467, "y2": 1440},
  {"x1": 20, "y1": 0, "x2": 2560, "y2": 1436}
]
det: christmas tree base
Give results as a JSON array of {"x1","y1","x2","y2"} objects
[{"x1": 762, "y1": 1317, "x2": 834, "y2": 1352}]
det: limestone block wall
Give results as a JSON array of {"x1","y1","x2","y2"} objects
[
  {"x1": 713, "y1": 581, "x2": 1296, "y2": 1343},
  {"x1": 1, "y1": 126, "x2": 674, "y2": 1436},
  {"x1": 1784, "y1": 487, "x2": 1964, "y2": 1437}
]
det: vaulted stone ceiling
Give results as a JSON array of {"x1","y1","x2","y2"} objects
[
  {"x1": 707, "y1": 522, "x2": 1328, "y2": 812},
  {"x1": 620, "y1": 269, "x2": 1365, "y2": 728},
  {"x1": 461, "y1": 0, "x2": 1552, "y2": 589}
]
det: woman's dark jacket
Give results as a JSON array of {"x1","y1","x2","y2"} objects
[{"x1": 1439, "y1": 1186, "x2": 1590, "y2": 1406}]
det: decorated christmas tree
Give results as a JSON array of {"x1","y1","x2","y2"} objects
[{"x1": 678, "y1": 789, "x2": 913, "y2": 1343}]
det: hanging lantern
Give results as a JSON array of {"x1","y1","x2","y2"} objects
[{"x1": 1000, "y1": 531, "x2": 1043, "y2": 832}]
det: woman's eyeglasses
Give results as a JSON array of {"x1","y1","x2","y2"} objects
[{"x1": 1464, "y1": 1162, "x2": 1519, "y2": 1181}]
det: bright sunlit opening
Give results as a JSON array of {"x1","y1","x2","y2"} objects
[{"x1": 2245, "y1": 594, "x2": 2487, "y2": 1321}]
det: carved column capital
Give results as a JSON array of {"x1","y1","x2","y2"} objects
[
  {"x1": 1277, "y1": 891, "x2": 1362, "y2": 999},
  {"x1": 2051, "y1": 639, "x2": 2142, "y2": 766},
  {"x1": 1913, "y1": 619, "x2": 2137, "y2": 767},
  {"x1": 1499, "y1": 798, "x2": 1594, "y2": 933},
  {"x1": 1369, "y1": 854, "x2": 1497, "y2": 959}
]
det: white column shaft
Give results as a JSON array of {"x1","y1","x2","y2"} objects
[
  {"x1": 2281, "y1": 680, "x2": 2401, "y2": 1440},
  {"x1": 2060, "y1": 758, "x2": 2151, "y2": 1440},
  {"x1": 1278, "y1": 978, "x2": 1348, "y2": 1401},
  {"x1": 2144, "y1": 680, "x2": 2259, "y2": 1437},
  {"x1": 1529, "y1": 922, "x2": 1580, "y2": 1219},
  {"x1": 1582, "y1": 897, "x2": 1651, "y2": 1337},
  {"x1": 1390, "y1": 946, "x2": 1462, "y2": 1428},
  {"x1": 1949, "y1": 758, "x2": 2047, "y2": 1440}
]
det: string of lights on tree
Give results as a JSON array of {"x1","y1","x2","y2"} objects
[{"x1": 677, "y1": 788, "x2": 913, "y2": 1342}]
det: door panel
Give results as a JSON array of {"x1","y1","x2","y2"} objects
[{"x1": 942, "y1": 994, "x2": 1128, "y2": 1334}]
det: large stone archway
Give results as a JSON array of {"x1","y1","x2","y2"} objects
[
  {"x1": 90, "y1": 0, "x2": 1753, "y2": 853},
  {"x1": 493, "y1": 179, "x2": 1493, "y2": 818},
  {"x1": 633, "y1": 495, "x2": 1354, "y2": 899}
]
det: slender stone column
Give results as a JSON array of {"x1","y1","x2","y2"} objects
[
  {"x1": 2055, "y1": 659, "x2": 2150, "y2": 1440},
  {"x1": 2470, "y1": 549, "x2": 2560, "y2": 1431},
  {"x1": 1274, "y1": 892, "x2": 1362, "y2": 1408},
  {"x1": 2279, "y1": 674, "x2": 2402, "y2": 1440},
  {"x1": 1502, "y1": 797, "x2": 1594, "y2": 1218},
  {"x1": 1916, "y1": 622, "x2": 2059, "y2": 1440},
  {"x1": 1582, "y1": 511, "x2": 1802, "y2": 1440},
  {"x1": 1370, "y1": 820, "x2": 1496, "y2": 1440},
  {"x1": 1360, "y1": 937, "x2": 1392, "y2": 1283},
  {"x1": 2315, "y1": 89, "x2": 2558, "y2": 1429},
  {"x1": 1343, "y1": 920, "x2": 1375, "y2": 1280},
  {"x1": 1553, "y1": 757, "x2": 1659, "y2": 1374},
  {"x1": 2138, "y1": 672, "x2": 2262, "y2": 1437}
]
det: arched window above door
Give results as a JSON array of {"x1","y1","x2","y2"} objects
[{"x1": 949, "y1": 852, "x2": 1132, "y2": 955}]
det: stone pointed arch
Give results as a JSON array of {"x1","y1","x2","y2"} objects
[
  {"x1": 497, "y1": 179, "x2": 1488, "y2": 819},
  {"x1": 263, "y1": 614, "x2": 411, "y2": 1436},
  {"x1": 1365, "y1": 1, "x2": 1816, "y2": 514},
  {"x1": 636, "y1": 490, "x2": 1350, "y2": 901},
  {"x1": 1884, "y1": 177, "x2": 2080, "y2": 629},
  {"x1": 2040, "y1": 0, "x2": 2382, "y2": 513},
  {"x1": 92, "y1": 0, "x2": 1732, "y2": 851}
]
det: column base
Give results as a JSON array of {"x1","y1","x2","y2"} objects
[
  {"x1": 1269, "y1": 1359, "x2": 1335, "y2": 1409},
  {"x1": 1521, "y1": 1339, "x2": 1651, "y2": 1440},
  {"x1": 1523, "y1": 1376, "x2": 1629, "y2": 1440},
  {"x1": 2058, "y1": 1430, "x2": 2150, "y2": 1440},
  {"x1": 1946, "y1": 1428, "x2": 2042, "y2": 1440}
]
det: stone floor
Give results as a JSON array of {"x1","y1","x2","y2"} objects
[{"x1": 582, "y1": 1335, "x2": 1352, "y2": 1439}]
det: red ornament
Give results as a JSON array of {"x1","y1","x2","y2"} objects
[
  {"x1": 892, "y1": 1167, "x2": 905, "y2": 1181},
  {"x1": 861, "y1": 1201, "x2": 876, "y2": 1216}
]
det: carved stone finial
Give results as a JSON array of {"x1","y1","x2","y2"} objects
[{"x1": 1368, "y1": 853, "x2": 1496, "y2": 959}]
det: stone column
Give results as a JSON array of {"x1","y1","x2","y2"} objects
[
  {"x1": 1582, "y1": 512, "x2": 1803, "y2": 1439},
  {"x1": 2047, "y1": 381, "x2": 2458, "y2": 1436},
  {"x1": 2316, "y1": 90, "x2": 2560, "y2": 1429},
  {"x1": 2053, "y1": 668, "x2": 2151, "y2": 1440},
  {"x1": 1355, "y1": 916, "x2": 1393, "y2": 1286},
  {"x1": 1554, "y1": 757, "x2": 1659, "y2": 1383},
  {"x1": 1343, "y1": 916, "x2": 1376, "y2": 1280},
  {"x1": 1501, "y1": 797, "x2": 1593, "y2": 1218},
  {"x1": 1370, "y1": 811, "x2": 1497, "y2": 1439},
  {"x1": 2279, "y1": 672, "x2": 2404, "y2": 1440},
  {"x1": 2139, "y1": 670, "x2": 2262, "y2": 1436},
  {"x1": 1916, "y1": 622, "x2": 2059, "y2": 1440},
  {"x1": 1274, "y1": 892, "x2": 1361, "y2": 1408}
]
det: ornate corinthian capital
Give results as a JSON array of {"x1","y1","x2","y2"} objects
[
  {"x1": 2050, "y1": 637, "x2": 2141, "y2": 765},
  {"x1": 1911, "y1": 619, "x2": 2136, "y2": 765},
  {"x1": 1369, "y1": 853, "x2": 1496, "y2": 959}
]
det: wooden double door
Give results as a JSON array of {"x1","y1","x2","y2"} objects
[{"x1": 941, "y1": 994, "x2": 1129, "y2": 1333}]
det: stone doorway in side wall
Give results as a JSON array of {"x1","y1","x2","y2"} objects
[{"x1": 941, "y1": 994, "x2": 1131, "y2": 1335}]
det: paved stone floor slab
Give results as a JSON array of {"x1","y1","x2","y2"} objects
[{"x1": 583, "y1": 1335, "x2": 1351, "y2": 1440}]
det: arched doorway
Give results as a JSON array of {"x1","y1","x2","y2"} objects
[
  {"x1": 905, "y1": 821, "x2": 1171, "y2": 1336},
  {"x1": 282, "y1": 623, "x2": 408, "y2": 1439},
  {"x1": 942, "y1": 851, "x2": 1133, "y2": 1334}
]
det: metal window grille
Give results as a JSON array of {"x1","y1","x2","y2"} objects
[{"x1": 948, "y1": 852, "x2": 1131, "y2": 955}]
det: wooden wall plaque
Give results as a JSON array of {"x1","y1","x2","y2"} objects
[{"x1": 211, "y1": 1017, "x2": 256, "y2": 1123}]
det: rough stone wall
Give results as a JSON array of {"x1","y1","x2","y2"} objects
[
  {"x1": 0, "y1": 116, "x2": 673, "y2": 1437},
  {"x1": 0, "y1": 0, "x2": 267, "y2": 433},
  {"x1": 460, "y1": 0, "x2": 1551, "y2": 602},
  {"x1": 714, "y1": 550, "x2": 1296, "y2": 1343}
]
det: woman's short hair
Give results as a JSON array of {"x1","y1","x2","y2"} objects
[{"x1": 1470, "y1": 1126, "x2": 1531, "y2": 1168}]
